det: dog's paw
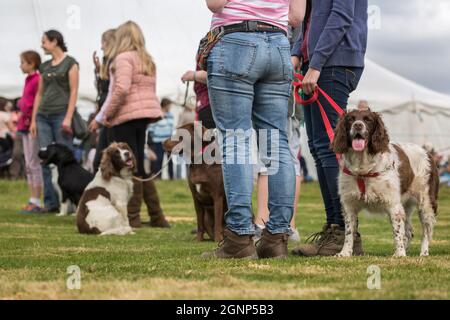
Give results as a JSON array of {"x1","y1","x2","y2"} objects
[
  {"x1": 56, "y1": 213, "x2": 68, "y2": 217},
  {"x1": 336, "y1": 251, "x2": 352, "y2": 258},
  {"x1": 420, "y1": 251, "x2": 429, "y2": 257},
  {"x1": 392, "y1": 251, "x2": 407, "y2": 258}
]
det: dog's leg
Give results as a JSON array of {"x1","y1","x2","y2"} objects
[
  {"x1": 190, "y1": 185, "x2": 206, "y2": 242},
  {"x1": 336, "y1": 205, "x2": 358, "y2": 257},
  {"x1": 213, "y1": 195, "x2": 224, "y2": 242},
  {"x1": 57, "y1": 199, "x2": 70, "y2": 217},
  {"x1": 418, "y1": 198, "x2": 436, "y2": 257},
  {"x1": 404, "y1": 201, "x2": 415, "y2": 252},
  {"x1": 389, "y1": 204, "x2": 407, "y2": 257}
]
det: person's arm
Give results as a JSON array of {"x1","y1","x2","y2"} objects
[
  {"x1": 62, "y1": 63, "x2": 79, "y2": 134},
  {"x1": 289, "y1": 0, "x2": 306, "y2": 28},
  {"x1": 103, "y1": 55, "x2": 133, "y2": 124},
  {"x1": 309, "y1": 0, "x2": 356, "y2": 72},
  {"x1": 303, "y1": 0, "x2": 356, "y2": 95},
  {"x1": 206, "y1": 0, "x2": 227, "y2": 13},
  {"x1": 30, "y1": 76, "x2": 43, "y2": 138}
]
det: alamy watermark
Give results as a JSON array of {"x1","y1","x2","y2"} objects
[{"x1": 66, "y1": 265, "x2": 81, "y2": 290}]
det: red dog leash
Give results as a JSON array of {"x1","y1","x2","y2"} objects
[{"x1": 292, "y1": 72, "x2": 345, "y2": 144}]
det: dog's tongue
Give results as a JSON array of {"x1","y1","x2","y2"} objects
[{"x1": 352, "y1": 139, "x2": 366, "y2": 151}]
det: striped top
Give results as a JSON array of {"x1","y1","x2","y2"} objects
[{"x1": 211, "y1": 0, "x2": 290, "y2": 31}]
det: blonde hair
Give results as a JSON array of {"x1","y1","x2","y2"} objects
[
  {"x1": 108, "y1": 21, "x2": 156, "y2": 76},
  {"x1": 100, "y1": 29, "x2": 116, "y2": 80}
]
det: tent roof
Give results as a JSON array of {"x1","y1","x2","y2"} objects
[{"x1": 350, "y1": 59, "x2": 450, "y2": 113}]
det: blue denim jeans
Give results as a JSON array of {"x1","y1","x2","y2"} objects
[
  {"x1": 36, "y1": 112, "x2": 74, "y2": 209},
  {"x1": 301, "y1": 64, "x2": 363, "y2": 227},
  {"x1": 207, "y1": 32, "x2": 296, "y2": 235}
]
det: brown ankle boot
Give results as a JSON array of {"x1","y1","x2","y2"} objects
[
  {"x1": 127, "y1": 180, "x2": 143, "y2": 228},
  {"x1": 142, "y1": 180, "x2": 170, "y2": 228},
  {"x1": 256, "y1": 229, "x2": 289, "y2": 259},
  {"x1": 292, "y1": 224, "x2": 364, "y2": 257},
  {"x1": 202, "y1": 228, "x2": 258, "y2": 259}
]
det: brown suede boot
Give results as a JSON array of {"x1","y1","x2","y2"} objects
[
  {"x1": 142, "y1": 180, "x2": 170, "y2": 228},
  {"x1": 202, "y1": 228, "x2": 258, "y2": 259},
  {"x1": 256, "y1": 229, "x2": 289, "y2": 259},
  {"x1": 292, "y1": 224, "x2": 364, "y2": 257},
  {"x1": 127, "y1": 180, "x2": 143, "y2": 228}
]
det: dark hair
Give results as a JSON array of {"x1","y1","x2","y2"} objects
[
  {"x1": 21, "y1": 50, "x2": 42, "y2": 70},
  {"x1": 44, "y1": 30, "x2": 68, "y2": 52},
  {"x1": 161, "y1": 98, "x2": 173, "y2": 109}
]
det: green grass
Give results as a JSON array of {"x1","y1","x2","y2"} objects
[{"x1": 0, "y1": 179, "x2": 449, "y2": 299}]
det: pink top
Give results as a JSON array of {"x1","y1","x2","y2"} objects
[
  {"x1": 17, "y1": 72, "x2": 40, "y2": 132},
  {"x1": 211, "y1": 0, "x2": 289, "y2": 31}
]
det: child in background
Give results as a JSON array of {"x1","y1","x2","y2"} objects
[{"x1": 18, "y1": 51, "x2": 43, "y2": 213}]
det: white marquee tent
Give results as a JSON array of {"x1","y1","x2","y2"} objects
[{"x1": 1, "y1": 0, "x2": 450, "y2": 163}]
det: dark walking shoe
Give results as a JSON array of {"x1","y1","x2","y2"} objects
[
  {"x1": 148, "y1": 212, "x2": 171, "y2": 228},
  {"x1": 292, "y1": 224, "x2": 364, "y2": 257},
  {"x1": 202, "y1": 228, "x2": 258, "y2": 259},
  {"x1": 256, "y1": 229, "x2": 289, "y2": 259}
]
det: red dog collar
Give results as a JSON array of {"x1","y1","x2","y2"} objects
[{"x1": 342, "y1": 167, "x2": 381, "y2": 198}]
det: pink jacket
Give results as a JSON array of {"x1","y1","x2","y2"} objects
[
  {"x1": 17, "y1": 72, "x2": 40, "y2": 132},
  {"x1": 103, "y1": 51, "x2": 162, "y2": 126}
]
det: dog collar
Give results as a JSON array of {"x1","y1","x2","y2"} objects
[{"x1": 342, "y1": 166, "x2": 381, "y2": 198}]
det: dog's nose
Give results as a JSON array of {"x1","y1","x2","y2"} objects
[
  {"x1": 353, "y1": 122, "x2": 364, "y2": 131},
  {"x1": 124, "y1": 151, "x2": 130, "y2": 158}
]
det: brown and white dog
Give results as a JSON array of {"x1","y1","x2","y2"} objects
[
  {"x1": 76, "y1": 142, "x2": 137, "y2": 236},
  {"x1": 332, "y1": 109, "x2": 439, "y2": 257},
  {"x1": 163, "y1": 123, "x2": 226, "y2": 242}
]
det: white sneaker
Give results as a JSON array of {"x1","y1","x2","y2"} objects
[{"x1": 289, "y1": 228, "x2": 301, "y2": 242}]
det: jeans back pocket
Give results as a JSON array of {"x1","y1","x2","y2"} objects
[{"x1": 220, "y1": 36, "x2": 257, "y2": 80}]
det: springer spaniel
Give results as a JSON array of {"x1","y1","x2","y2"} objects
[
  {"x1": 76, "y1": 142, "x2": 136, "y2": 236},
  {"x1": 332, "y1": 109, "x2": 439, "y2": 257}
]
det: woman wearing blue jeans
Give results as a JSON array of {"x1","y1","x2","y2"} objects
[
  {"x1": 30, "y1": 30, "x2": 78, "y2": 213},
  {"x1": 202, "y1": 0, "x2": 305, "y2": 259}
]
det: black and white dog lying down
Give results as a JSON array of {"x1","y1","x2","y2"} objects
[
  {"x1": 38, "y1": 143, "x2": 94, "y2": 216},
  {"x1": 77, "y1": 142, "x2": 136, "y2": 236}
]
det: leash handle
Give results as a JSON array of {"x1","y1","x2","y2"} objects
[
  {"x1": 182, "y1": 81, "x2": 190, "y2": 108},
  {"x1": 293, "y1": 71, "x2": 345, "y2": 160}
]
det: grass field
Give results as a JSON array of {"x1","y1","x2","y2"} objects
[{"x1": 0, "y1": 179, "x2": 449, "y2": 300}]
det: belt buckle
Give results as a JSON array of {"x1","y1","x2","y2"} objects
[{"x1": 247, "y1": 20, "x2": 258, "y2": 32}]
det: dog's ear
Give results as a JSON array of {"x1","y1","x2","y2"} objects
[
  {"x1": 331, "y1": 113, "x2": 350, "y2": 154},
  {"x1": 100, "y1": 145, "x2": 116, "y2": 181},
  {"x1": 369, "y1": 112, "x2": 390, "y2": 155},
  {"x1": 60, "y1": 145, "x2": 76, "y2": 165}
]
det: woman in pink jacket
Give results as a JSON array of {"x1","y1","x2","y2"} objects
[
  {"x1": 101, "y1": 21, "x2": 170, "y2": 229},
  {"x1": 18, "y1": 51, "x2": 44, "y2": 213}
]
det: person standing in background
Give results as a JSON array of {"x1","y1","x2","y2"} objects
[
  {"x1": 102, "y1": 21, "x2": 170, "y2": 228},
  {"x1": 147, "y1": 98, "x2": 175, "y2": 180},
  {"x1": 30, "y1": 30, "x2": 79, "y2": 214},
  {"x1": 291, "y1": 0, "x2": 368, "y2": 257},
  {"x1": 18, "y1": 51, "x2": 44, "y2": 213},
  {"x1": 89, "y1": 29, "x2": 116, "y2": 173}
]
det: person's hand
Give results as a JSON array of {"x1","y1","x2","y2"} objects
[
  {"x1": 89, "y1": 119, "x2": 100, "y2": 132},
  {"x1": 93, "y1": 51, "x2": 101, "y2": 73},
  {"x1": 61, "y1": 116, "x2": 73, "y2": 135},
  {"x1": 181, "y1": 70, "x2": 195, "y2": 83},
  {"x1": 103, "y1": 118, "x2": 112, "y2": 128},
  {"x1": 302, "y1": 68, "x2": 321, "y2": 95},
  {"x1": 30, "y1": 120, "x2": 37, "y2": 138}
]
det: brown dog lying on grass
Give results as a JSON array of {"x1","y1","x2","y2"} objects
[{"x1": 163, "y1": 123, "x2": 226, "y2": 242}]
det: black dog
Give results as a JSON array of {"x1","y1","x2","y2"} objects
[{"x1": 38, "y1": 143, "x2": 94, "y2": 215}]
